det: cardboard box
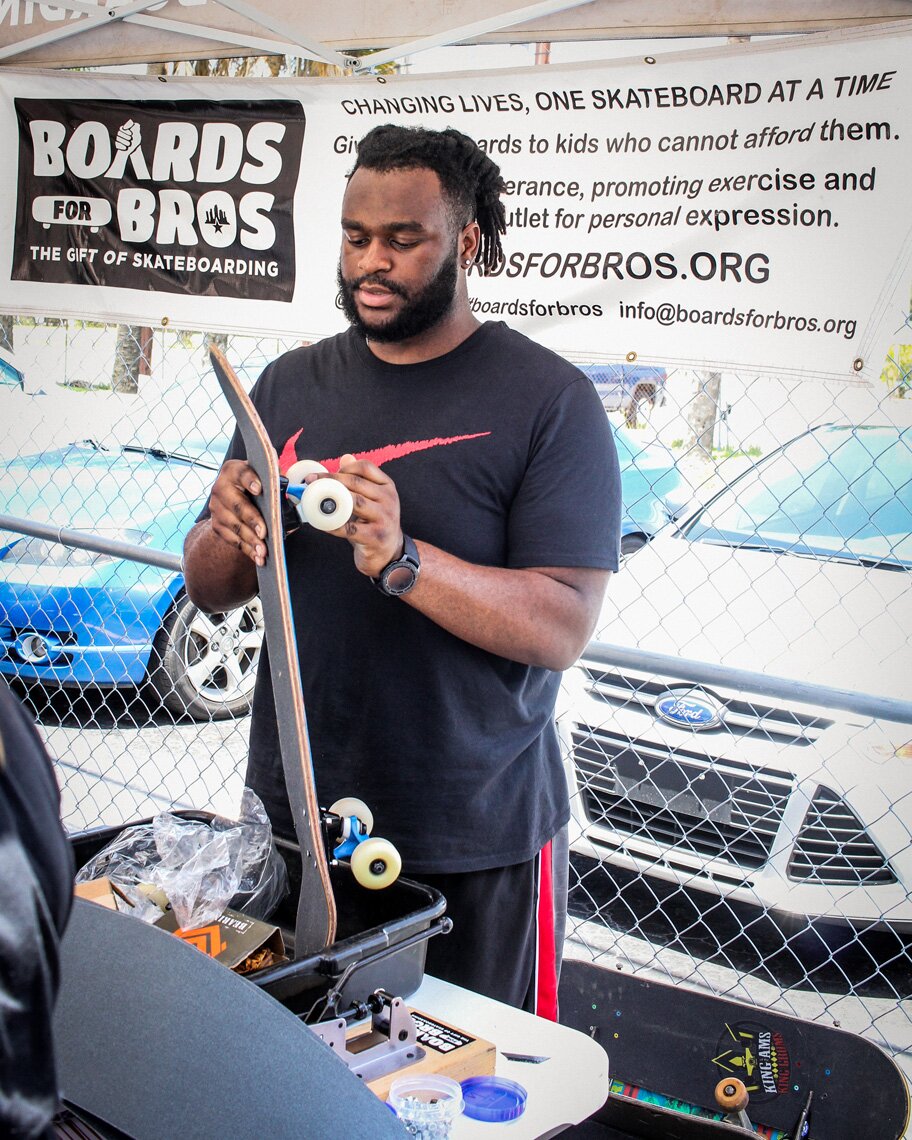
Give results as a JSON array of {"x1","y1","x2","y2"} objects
[
  {"x1": 154, "y1": 906, "x2": 287, "y2": 975},
  {"x1": 74, "y1": 877, "x2": 135, "y2": 912}
]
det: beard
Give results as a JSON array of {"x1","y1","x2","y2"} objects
[{"x1": 336, "y1": 248, "x2": 460, "y2": 343}]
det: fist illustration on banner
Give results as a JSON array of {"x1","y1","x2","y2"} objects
[
  {"x1": 104, "y1": 119, "x2": 143, "y2": 178},
  {"x1": 114, "y1": 119, "x2": 141, "y2": 154}
]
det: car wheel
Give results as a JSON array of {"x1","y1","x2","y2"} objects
[
  {"x1": 149, "y1": 592, "x2": 264, "y2": 720},
  {"x1": 620, "y1": 533, "x2": 647, "y2": 560}
]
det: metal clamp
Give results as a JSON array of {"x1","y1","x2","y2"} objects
[{"x1": 308, "y1": 992, "x2": 426, "y2": 1084}]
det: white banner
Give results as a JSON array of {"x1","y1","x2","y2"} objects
[{"x1": 1, "y1": 21, "x2": 911, "y2": 379}]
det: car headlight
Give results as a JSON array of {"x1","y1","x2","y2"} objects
[{"x1": 0, "y1": 528, "x2": 152, "y2": 568}]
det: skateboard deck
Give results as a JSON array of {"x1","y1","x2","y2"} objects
[
  {"x1": 53, "y1": 899, "x2": 403, "y2": 1139},
  {"x1": 210, "y1": 345, "x2": 336, "y2": 956},
  {"x1": 559, "y1": 959, "x2": 910, "y2": 1140}
]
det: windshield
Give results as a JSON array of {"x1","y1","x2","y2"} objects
[{"x1": 684, "y1": 426, "x2": 912, "y2": 567}]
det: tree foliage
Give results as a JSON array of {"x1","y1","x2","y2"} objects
[{"x1": 880, "y1": 344, "x2": 911, "y2": 398}]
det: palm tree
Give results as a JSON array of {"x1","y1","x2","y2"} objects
[
  {"x1": 111, "y1": 324, "x2": 149, "y2": 394},
  {"x1": 685, "y1": 372, "x2": 722, "y2": 458}
]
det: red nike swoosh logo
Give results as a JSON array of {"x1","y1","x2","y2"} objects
[{"x1": 279, "y1": 431, "x2": 490, "y2": 473}]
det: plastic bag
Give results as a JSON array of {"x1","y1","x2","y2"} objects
[{"x1": 74, "y1": 789, "x2": 288, "y2": 930}]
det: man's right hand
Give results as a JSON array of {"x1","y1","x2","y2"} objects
[{"x1": 207, "y1": 459, "x2": 269, "y2": 568}]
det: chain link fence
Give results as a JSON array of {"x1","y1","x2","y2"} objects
[
  {"x1": 558, "y1": 340, "x2": 912, "y2": 1095},
  {"x1": 0, "y1": 319, "x2": 290, "y2": 827},
  {"x1": 1, "y1": 313, "x2": 910, "y2": 1090}
]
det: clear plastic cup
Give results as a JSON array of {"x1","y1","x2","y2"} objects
[{"x1": 388, "y1": 1073, "x2": 465, "y2": 1138}]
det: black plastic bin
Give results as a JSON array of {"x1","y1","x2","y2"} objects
[{"x1": 69, "y1": 810, "x2": 449, "y2": 1023}]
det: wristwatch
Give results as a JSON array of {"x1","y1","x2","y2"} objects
[{"x1": 372, "y1": 534, "x2": 421, "y2": 597}]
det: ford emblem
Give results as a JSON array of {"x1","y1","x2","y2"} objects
[{"x1": 655, "y1": 687, "x2": 724, "y2": 730}]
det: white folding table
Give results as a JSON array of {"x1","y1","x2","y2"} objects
[{"x1": 407, "y1": 974, "x2": 610, "y2": 1138}]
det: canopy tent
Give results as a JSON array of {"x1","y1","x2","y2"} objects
[{"x1": 0, "y1": 0, "x2": 911, "y2": 71}]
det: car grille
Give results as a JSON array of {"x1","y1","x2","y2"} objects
[
  {"x1": 582, "y1": 668, "x2": 833, "y2": 745},
  {"x1": 788, "y1": 786, "x2": 896, "y2": 885},
  {"x1": 572, "y1": 725, "x2": 794, "y2": 870}
]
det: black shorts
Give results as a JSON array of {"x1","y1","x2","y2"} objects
[{"x1": 411, "y1": 827, "x2": 568, "y2": 1020}]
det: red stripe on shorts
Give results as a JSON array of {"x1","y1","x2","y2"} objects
[{"x1": 535, "y1": 840, "x2": 558, "y2": 1021}]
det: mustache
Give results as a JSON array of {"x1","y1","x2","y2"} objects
[{"x1": 347, "y1": 273, "x2": 409, "y2": 299}]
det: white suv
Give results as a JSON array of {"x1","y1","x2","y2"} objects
[{"x1": 561, "y1": 424, "x2": 912, "y2": 928}]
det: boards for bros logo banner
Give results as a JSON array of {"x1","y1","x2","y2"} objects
[{"x1": 12, "y1": 98, "x2": 305, "y2": 303}]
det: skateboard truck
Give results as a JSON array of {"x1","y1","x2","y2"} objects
[
  {"x1": 322, "y1": 798, "x2": 403, "y2": 890},
  {"x1": 309, "y1": 990, "x2": 426, "y2": 1085},
  {"x1": 277, "y1": 472, "x2": 353, "y2": 536},
  {"x1": 283, "y1": 459, "x2": 354, "y2": 532},
  {"x1": 792, "y1": 1090, "x2": 813, "y2": 1139},
  {"x1": 324, "y1": 806, "x2": 371, "y2": 861}
]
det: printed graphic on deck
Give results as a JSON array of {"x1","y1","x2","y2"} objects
[
  {"x1": 712, "y1": 1021, "x2": 791, "y2": 1101},
  {"x1": 12, "y1": 98, "x2": 305, "y2": 302}
]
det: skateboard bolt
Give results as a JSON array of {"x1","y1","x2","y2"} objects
[
  {"x1": 370, "y1": 859, "x2": 387, "y2": 875},
  {"x1": 319, "y1": 498, "x2": 336, "y2": 515},
  {"x1": 394, "y1": 1095, "x2": 455, "y2": 1138}
]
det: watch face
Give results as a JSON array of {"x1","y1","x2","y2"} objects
[{"x1": 384, "y1": 562, "x2": 417, "y2": 594}]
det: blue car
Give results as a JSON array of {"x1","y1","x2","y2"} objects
[
  {"x1": 0, "y1": 437, "x2": 263, "y2": 720},
  {"x1": 613, "y1": 424, "x2": 686, "y2": 557},
  {"x1": 0, "y1": 411, "x2": 680, "y2": 717},
  {"x1": 0, "y1": 348, "x2": 25, "y2": 391}
]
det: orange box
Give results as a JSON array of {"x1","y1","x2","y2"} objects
[{"x1": 154, "y1": 906, "x2": 287, "y2": 974}]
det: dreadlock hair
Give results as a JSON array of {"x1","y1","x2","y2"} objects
[{"x1": 350, "y1": 124, "x2": 507, "y2": 275}]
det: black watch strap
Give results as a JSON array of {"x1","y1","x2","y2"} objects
[{"x1": 372, "y1": 534, "x2": 421, "y2": 597}]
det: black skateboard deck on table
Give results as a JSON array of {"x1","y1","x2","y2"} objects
[
  {"x1": 559, "y1": 959, "x2": 910, "y2": 1140},
  {"x1": 53, "y1": 899, "x2": 403, "y2": 1138},
  {"x1": 209, "y1": 345, "x2": 336, "y2": 956}
]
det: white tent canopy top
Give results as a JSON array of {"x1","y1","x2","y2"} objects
[{"x1": 0, "y1": 0, "x2": 911, "y2": 71}]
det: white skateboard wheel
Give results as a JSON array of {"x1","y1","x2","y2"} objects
[
  {"x1": 328, "y1": 797, "x2": 374, "y2": 835},
  {"x1": 350, "y1": 837, "x2": 401, "y2": 890},
  {"x1": 286, "y1": 459, "x2": 328, "y2": 483},
  {"x1": 298, "y1": 478, "x2": 353, "y2": 531}
]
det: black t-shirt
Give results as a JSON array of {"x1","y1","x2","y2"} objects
[
  {"x1": 220, "y1": 321, "x2": 620, "y2": 873},
  {"x1": 0, "y1": 680, "x2": 74, "y2": 1138}
]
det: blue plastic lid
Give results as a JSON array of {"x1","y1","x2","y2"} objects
[{"x1": 460, "y1": 1076, "x2": 528, "y2": 1122}]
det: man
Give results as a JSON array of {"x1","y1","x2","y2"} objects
[
  {"x1": 0, "y1": 679, "x2": 74, "y2": 1137},
  {"x1": 183, "y1": 124, "x2": 620, "y2": 1018}
]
